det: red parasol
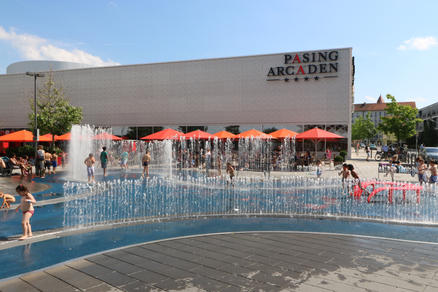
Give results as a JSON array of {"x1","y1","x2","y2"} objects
[
  {"x1": 56, "y1": 132, "x2": 71, "y2": 141},
  {"x1": 295, "y1": 127, "x2": 344, "y2": 158},
  {"x1": 269, "y1": 129, "x2": 298, "y2": 139},
  {"x1": 140, "y1": 128, "x2": 184, "y2": 141},
  {"x1": 39, "y1": 133, "x2": 59, "y2": 142},
  {"x1": 183, "y1": 130, "x2": 214, "y2": 140},
  {"x1": 213, "y1": 131, "x2": 236, "y2": 139},
  {"x1": 235, "y1": 129, "x2": 273, "y2": 139},
  {"x1": 0, "y1": 130, "x2": 35, "y2": 142},
  {"x1": 93, "y1": 132, "x2": 123, "y2": 141}
]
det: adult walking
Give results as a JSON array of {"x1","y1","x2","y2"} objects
[
  {"x1": 36, "y1": 145, "x2": 45, "y2": 178},
  {"x1": 100, "y1": 146, "x2": 108, "y2": 177}
]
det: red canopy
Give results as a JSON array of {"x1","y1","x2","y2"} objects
[
  {"x1": 295, "y1": 128, "x2": 344, "y2": 140},
  {"x1": 269, "y1": 129, "x2": 298, "y2": 139},
  {"x1": 183, "y1": 130, "x2": 214, "y2": 140},
  {"x1": 236, "y1": 129, "x2": 273, "y2": 139},
  {"x1": 39, "y1": 133, "x2": 59, "y2": 142},
  {"x1": 93, "y1": 132, "x2": 123, "y2": 141},
  {"x1": 0, "y1": 130, "x2": 35, "y2": 142},
  {"x1": 56, "y1": 132, "x2": 71, "y2": 141},
  {"x1": 140, "y1": 128, "x2": 184, "y2": 141},
  {"x1": 213, "y1": 130, "x2": 236, "y2": 139}
]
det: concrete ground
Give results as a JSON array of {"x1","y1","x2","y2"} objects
[{"x1": 1, "y1": 232, "x2": 438, "y2": 292}]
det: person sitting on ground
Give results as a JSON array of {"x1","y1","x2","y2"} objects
[
  {"x1": 429, "y1": 160, "x2": 438, "y2": 184},
  {"x1": 18, "y1": 156, "x2": 31, "y2": 176},
  {"x1": 0, "y1": 192, "x2": 15, "y2": 208}
]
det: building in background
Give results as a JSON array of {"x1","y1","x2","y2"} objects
[
  {"x1": 417, "y1": 102, "x2": 438, "y2": 146},
  {"x1": 353, "y1": 95, "x2": 416, "y2": 127},
  {"x1": 0, "y1": 48, "x2": 354, "y2": 155}
]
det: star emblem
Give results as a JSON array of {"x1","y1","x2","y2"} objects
[
  {"x1": 284, "y1": 78, "x2": 289, "y2": 82},
  {"x1": 314, "y1": 76, "x2": 319, "y2": 80},
  {"x1": 294, "y1": 77, "x2": 299, "y2": 81},
  {"x1": 304, "y1": 76, "x2": 309, "y2": 81}
]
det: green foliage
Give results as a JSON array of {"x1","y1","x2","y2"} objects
[
  {"x1": 225, "y1": 125, "x2": 240, "y2": 135},
  {"x1": 339, "y1": 150, "x2": 347, "y2": 161},
  {"x1": 29, "y1": 72, "x2": 83, "y2": 142},
  {"x1": 378, "y1": 94, "x2": 422, "y2": 143},
  {"x1": 263, "y1": 127, "x2": 278, "y2": 134},
  {"x1": 334, "y1": 155, "x2": 344, "y2": 163},
  {"x1": 5, "y1": 145, "x2": 35, "y2": 158},
  {"x1": 352, "y1": 113, "x2": 377, "y2": 141}
]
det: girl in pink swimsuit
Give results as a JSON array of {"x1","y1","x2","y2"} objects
[{"x1": 14, "y1": 184, "x2": 36, "y2": 240}]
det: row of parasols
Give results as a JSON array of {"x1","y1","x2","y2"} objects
[{"x1": 0, "y1": 127, "x2": 344, "y2": 142}]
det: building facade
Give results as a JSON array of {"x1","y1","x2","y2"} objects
[
  {"x1": 0, "y1": 48, "x2": 354, "y2": 154},
  {"x1": 353, "y1": 95, "x2": 416, "y2": 127}
]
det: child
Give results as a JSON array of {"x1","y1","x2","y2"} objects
[
  {"x1": 316, "y1": 160, "x2": 323, "y2": 178},
  {"x1": 226, "y1": 162, "x2": 235, "y2": 182},
  {"x1": 417, "y1": 158, "x2": 427, "y2": 184},
  {"x1": 120, "y1": 151, "x2": 129, "y2": 170},
  {"x1": 142, "y1": 151, "x2": 151, "y2": 177},
  {"x1": 348, "y1": 164, "x2": 368, "y2": 196},
  {"x1": 0, "y1": 192, "x2": 15, "y2": 208},
  {"x1": 338, "y1": 163, "x2": 350, "y2": 189},
  {"x1": 84, "y1": 153, "x2": 96, "y2": 183},
  {"x1": 14, "y1": 184, "x2": 36, "y2": 240},
  {"x1": 429, "y1": 160, "x2": 438, "y2": 184}
]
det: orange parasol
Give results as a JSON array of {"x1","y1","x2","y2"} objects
[
  {"x1": 140, "y1": 128, "x2": 184, "y2": 141},
  {"x1": 213, "y1": 130, "x2": 236, "y2": 139},
  {"x1": 269, "y1": 129, "x2": 298, "y2": 139},
  {"x1": 183, "y1": 130, "x2": 214, "y2": 140},
  {"x1": 93, "y1": 132, "x2": 123, "y2": 141},
  {"x1": 0, "y1": 130, "x2": 35, "y2": 142},
  {"x1": 39, "y1": 133, "x2": 59, "y2": 142},
  {"x1": 235, "y1": 129, "x2": 273, "y2": 139}
]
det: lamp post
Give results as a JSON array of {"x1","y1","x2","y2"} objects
[{"x1": 25, "y1": 72, "x2": 45, "y2": 160}]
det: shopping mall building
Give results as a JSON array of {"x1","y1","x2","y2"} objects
[{"x1": 0, "y1": 48, "x2": 354, "y2": 154}]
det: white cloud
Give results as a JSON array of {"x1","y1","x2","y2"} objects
[
  {"x1": 0, "y1": 26, "x2": 119, "y2": 66},
  {"x1": 398, "y1": 36, "x2": 438, "y2": 51},
  {"x1": 364, "y1": 96, "x2": 376, "y2": 102}
]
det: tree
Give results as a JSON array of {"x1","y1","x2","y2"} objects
[
  {"x1": 29, "y1": 72, "x2": 82, "y2": 144},
  {"x1": 377, "y1": 94, "x2": 422, "y2": 144},
  {"x1": 351, "y1": 113, "x2": 377, "y2": 141}
]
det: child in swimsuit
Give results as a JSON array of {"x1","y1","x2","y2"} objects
[
  {"x1": 0, "y1": 192, "x2": 15, "y2": 208},
  {"x1": 84, "y1": 153, "x2": 96, "y2": 183},
  {"x1": 338, "y1": 163, "x2": 350, "y2": 189},
  {"x1": 142, "y1": 151, "x2": 151, "y2": 177},
  {"x1": 226, "y1": 162, "x2": 235, "y2": 183},
  {"x1": 429, "y1": 160, "x2": 438, "y2": 183},
  {"x1": 14, "y1": 184, "x2": 36, "y2": 240}
]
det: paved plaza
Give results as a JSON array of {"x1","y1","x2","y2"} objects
[
  {"x1": 0, "y1": 152, "x2": 431, "y2": 291},
  {"x1": 1, "y1": 232, "x2": 438, "y2": 292}
]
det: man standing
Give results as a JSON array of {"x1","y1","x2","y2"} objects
[{"x1": 100, "y1": 146, "x2": 108, "y2": 177}]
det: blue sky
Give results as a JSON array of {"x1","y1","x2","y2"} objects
[{"x1": 0, "y1": 0, "x2": 437, "y2": 108}]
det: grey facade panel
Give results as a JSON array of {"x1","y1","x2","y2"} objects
[{"x1": 0, "y1": 48, "x2": 352, "y2": 130}]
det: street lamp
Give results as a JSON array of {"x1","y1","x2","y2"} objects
[{"x1": 25, "y1": 72, "x2": 45, "y2": 159}]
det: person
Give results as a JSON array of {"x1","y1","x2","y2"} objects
[
  {"x1": 142, "y1": 151, "x2": 151, "y2": 177},
  {"x1": 120, "y1": 150, "x2": 129, "y2": 170},
  {"x1": 0, "y1": 192, "x2": 15, "y2": 209},
  {"x1": 417, "y1": 158, "x2": 427, "y2": 184},
  {"x1": 226, "y1": 162, "x2": 235, "y2": 182},
  {"x1": 51, "y1": 152, "x2": 58, "y2": 174},
  {"x1": 205, "y1": 149, "x2": 212, "y2": 172},
  {"x1": 387, "y1": 155, "x2": 400, "y2": 182},
  {"x1": 36, "y1": 145, "x2": 45, "y2": 177},
  {"x1": 15, "y1": 184, "x2": 36, "y2": 240},
  {"x1": 325, "y1": 148, "x2": 332, "y2": 161},
  {"x1": 316, "y1": 160, "x2": 323, "y2": 178},
  {"x1": 429, "y1": 160, "x2": 438, "y2": 184},
  {"x1": 338, "y1": 163, "x2": 350, "y2": 189},
  {"x1": 18, "y1": 156, "x2": 32, "y2": 176},
  {"x1": 382, "y1": 144, "x2": 389, "y2": 159},
  {"x1": 84, "y1": 153, "x2": 96, "y2": 183},
  {"x1": 100, "y1": 146, "x2": 108, "y2": 177},
  {"x1": 347, "y1": 164, "x2": 368, "y2": 195},
  {"x1": 365, "y1": 145, "x2": 370, "y2": 161},
  {"x1": 44, "y1": 151, "x2": 52, "y2": 174}
]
